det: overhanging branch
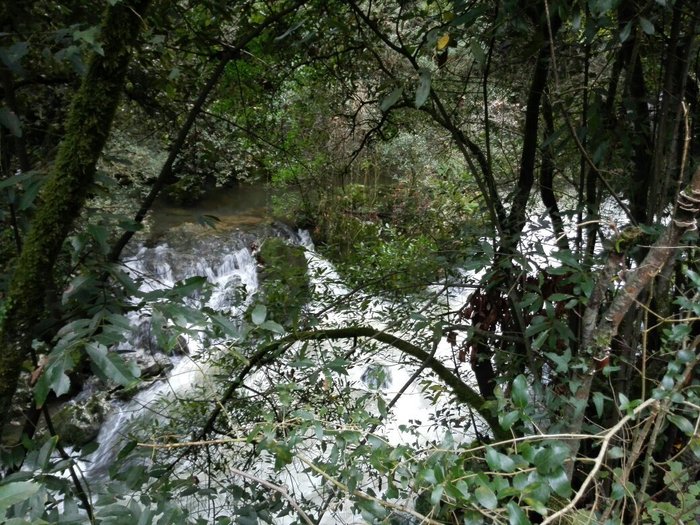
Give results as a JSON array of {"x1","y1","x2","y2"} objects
[{"x1": 199, "y1": 326, "x2": 504, "y2": 441}]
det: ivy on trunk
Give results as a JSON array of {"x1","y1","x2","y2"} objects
[{"x1": 0, "y1": 0, "x2": 151, "y2": 429}]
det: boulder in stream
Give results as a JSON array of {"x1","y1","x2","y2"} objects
[{"x1": 50, "y1": 394, "x2": 111, "y2": 447}]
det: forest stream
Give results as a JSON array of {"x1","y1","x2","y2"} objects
[{"x1": 75, "y1": 185, "x2": 478, "y2": 523}]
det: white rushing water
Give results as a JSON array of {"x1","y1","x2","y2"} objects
[
  {"x1": 83, "y1": 238, "x2": 261, "y2": 479},
  {"x1": 77, "y1": 223, "x2": 485, "y2": 523},
  {"x1": 79, "y1": 190, "x2": 637, "y2": 522}
]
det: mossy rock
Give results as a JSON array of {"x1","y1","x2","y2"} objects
[
  {"x1": 51, "y1": 395, "x2": 109, "y2": 447},
  {"x1": 256, "y1": 238, "x2": 310, "y2": 327}
]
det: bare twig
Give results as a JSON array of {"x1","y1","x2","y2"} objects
[
  {"x1": 228, "y1": 465, "x2": 315, "y2": 525},
  {"x1": 542, "y1": 397, "x2": 659, "y2": 525}
]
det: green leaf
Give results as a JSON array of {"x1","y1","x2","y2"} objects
[
  {"x1": 380, "y1": 87, "x2": 403, "y2": 112},
  {"x1": 485, "y1": 447, "x2": 516, "y2": 473},
  {"x1": 525, "y1": 318, "x2": 548, "y2": 337},
  {"x1": 430, "y1": 485, "x2": 444, "y2": 506},
  {"x1": 474, "y1": 484, "x2": 498, "y2": 510},
  {"x1": 507, "y1": 501, "x2": 531, "y2": 525},
  {"x1": 110, "y1": 267, "x2": 142, "y2": 297},
  {"x1": 0, "y1": 107, "x2": 22, "y2": 137},
  {"x1": 668, "y1": 414, "x2": 694, "y2": 435},
  {"x1": 470, "y1": 41, "x2": 485, "y2": 66},
  {"x1": 18, "y1": 174, "x2": 46, "y2": 211},
  {"x1": 533, "y1": 448, "x2": 557, "y2": 475},
  {"x1": 420, "y1": 467, "x2": 437, "y2": 484},
  {"x1": 619, "y1": 21, "x2": 632, "y2": 42},
  {"x1": 686, "y1": 269, "x2": 700, "y2": 288},
  {"x1": 86, "y1": 342, "x2": 140, "y2": 386},
  {"x1": 546, "y1": 468, "x2": 571, "y2": 498},
  {"x1": 545, "y1": 348, "x2": 571, "y2": 373},
  {"x1": 511, "y1": 375, "x2": 530, "y2": 409},
  {"x1": 608, "y1": 446, "x2": 624, "y2": 459},
  {"x1": 326, "y1": 357, "x2": 350, "y2": 374},
  {"x1": 499, "y1": 410, "x2": 520, "y2": 430},
  {"x1": 531, "y1": 330, "x2": 549, "y2": 351},
  {"x1": 117, "y1": 440, "x2": 138, "y2": 461},
  {"x1": 73, "y1": 26, "x2": 100, "y2": 45},
  {"x1": 87, "y1": 223, "x2": 109, "y2": 253},
  {"x1": 450, "y1": 5, "x2": 487, "y2": 28},
  {"x1": 677, "y1": 349, "x2": 694, "y2": 363},
  {"x1": 592, "y1": 391, "x2": 606, "y2": 418},
  {"x1": 415, "y1": 69, "x2": 431, "y2": 108},
  {"x1": 260, "y1": 320, "x2": 285, "y2": 334},
  {"x1": 548, "y1": 293, "x2": 572, "y2": 302},
  {"x1": 210, "y1": 314, "x2": 240, "y2": 338},
  {"x1": 690, "y1": 438, "x2": 700, "y2": 458},
  {"x1": 172, "y1": 276, "x2": 207, "y2": 297},
  {"x1": 35, "y1": 350, "x2": 74, "y2": 407},
  {"x1": 0, "y1": 42, "x2": 28, "y2": 73},
  {"x1": 0, "y1": 481, "x2": 40, "y2": 514},
  {"x1": 0, "y1": 171, "x2": 33, "y2": 190},
  {"x1": 610, "y1": 481, "x2": 625, "y2": 500},
  {"x1": 639, "y1": 17, "x2": 654, "y2": 35},
  {"x1": 37, "y1": 436, "x2": 59, "y2": 470},
  {"x1": 273, "y1": 444, "x2": 293, "y2": 469},
  {"x1": 251, "y1": 304, "x2": 267, "y2": 325},
  {"x1": 572, "y1": 12, "x2": 582, "y2": 31}
]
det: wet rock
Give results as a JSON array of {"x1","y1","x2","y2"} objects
[
  {"x1": 51, "y1": 394, "x2": 110, "y2": 447},
  {"x1": 255, "y1": 237, "x2": 310, "y2": 327},
  {"x1": 173, "y1": 335, "x2": 189, "y2": 355}
]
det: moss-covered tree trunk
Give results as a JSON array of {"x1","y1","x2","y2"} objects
[{"x1": 0, "y1": 0, "x2": 150, "y2": 429}]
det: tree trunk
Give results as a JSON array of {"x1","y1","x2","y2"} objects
[
  {"x1": 563, "y1": 166, "x2": 700, "y2": 479},
  {"x1": 0, "y1": 0, "x2": 151, "y2": 429}
]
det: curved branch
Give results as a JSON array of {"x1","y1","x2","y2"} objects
[{"x1": 199, "y1": 326, "x2": 505, "y2": 441}]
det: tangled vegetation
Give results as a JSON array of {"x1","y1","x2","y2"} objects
[{"x1": 1, "y1": 0, "x2": 700, "y2": 523}]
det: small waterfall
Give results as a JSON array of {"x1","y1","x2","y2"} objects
[
  {"x1": 78, "y1": 223, "x2": 482, "y2": 524},
  {"x1": 83, "y1": 229, "x2": 265, "y2": 478}
]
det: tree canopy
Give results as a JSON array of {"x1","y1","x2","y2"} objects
[{"x1": 1, "y1": 0, "x2": 700, "y2": 523}]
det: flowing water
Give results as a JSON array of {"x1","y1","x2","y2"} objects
[
  {"x1": 75, "y1": 182, "x2": 631, "y2": 522},
  {"x1": 77, "y1": 190, "x2": 483, "y2": 523}
]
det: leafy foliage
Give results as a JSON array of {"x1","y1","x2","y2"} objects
[{"x1": 1, "y1": 0, "x2": 700, "y2": 523}]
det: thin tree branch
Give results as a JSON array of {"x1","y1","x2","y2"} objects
[
  {"x1": 542, "y1": 397, "x2": 659, "y2": 525},
  {"x1": 108, "y1": 0, "x2": 308, "y2": 262},
  {"x1": 227, "y1": 465, "x2": 315, "y2": 525}
]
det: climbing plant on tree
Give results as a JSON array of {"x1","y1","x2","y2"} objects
[{"x1": 0, "y1": 0, "x2": 152, "y2": 428}]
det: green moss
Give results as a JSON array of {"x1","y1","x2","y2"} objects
[
  {"x1": 256, "y1": 237, "x2": 310, "y2": 327},
  {"x1": 0, "y1": 0, "x2": 151, "y2": 429},
  {"x1": 50, "y1": 396, "x2": 108, "y2": 447}
]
